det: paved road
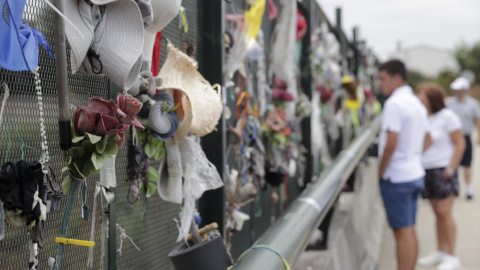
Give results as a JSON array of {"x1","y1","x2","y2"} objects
[{"x1": 379, "y1": 140, "x2": 480, "y2": 270}]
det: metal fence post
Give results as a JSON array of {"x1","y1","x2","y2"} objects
[
  {"x1": 299, "y1": 0, "x2": 313, "y2": 187},
  {"x1": 53, "y1": 0, "x2": 71, "y2": 151},
  {"x1": 197, "y1": 0, "x2": 226, "y2": 234}
]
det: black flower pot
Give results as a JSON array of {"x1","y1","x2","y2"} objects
[{"x1": 168, "y1": 234, "x2": 232, "y2": 270}]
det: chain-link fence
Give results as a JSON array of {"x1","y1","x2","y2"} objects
[{"x1": 0, "y1": 0, "x2": 198, "y2": 269}]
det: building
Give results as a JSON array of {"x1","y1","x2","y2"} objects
[{"x1": 390, "y1": 43, "x2": 459, "y2": 77}]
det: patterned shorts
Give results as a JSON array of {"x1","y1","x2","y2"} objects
[{"x1": 422, "y1": 168, "x2": 459, "y2": 200}]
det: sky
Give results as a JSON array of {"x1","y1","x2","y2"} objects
[{"x1": 316, "y1": 0, "x2": 480, "y2": 60}]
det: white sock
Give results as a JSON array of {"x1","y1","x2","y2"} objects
[{"x1": 466, "y1": 185, "x2": 473, "y2": 195}]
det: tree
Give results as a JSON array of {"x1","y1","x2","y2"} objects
[
  {"x1": 455, "y1": 42, "x2": 480, "y2": 83},
  {"x1": 436, "y1": 69, "x2": 458, "y2": 95},
  {"x1": 408, "y1": 70, "x2": 431, "y2": 91}
]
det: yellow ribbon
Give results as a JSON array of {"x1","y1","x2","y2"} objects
[
  {"x1": 244, "y1": 0, "x2": 266, "y2": 39},
  {"x1": 179, "y1": 6, "x2": 189, "y2": 33},
  {"x1": 56, "y1": 237, "x2": 95, "y2": 247}
]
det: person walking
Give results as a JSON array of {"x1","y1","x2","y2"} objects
[
  {"x1": 417, "y1": 83, "x2": 465, "y2": 270},
  {"x1": 378, "y1": 59, "x2": 430, "y2": 270},
  {"x1": 445, "y1": 77, "x2": 480, "y2": 200}
]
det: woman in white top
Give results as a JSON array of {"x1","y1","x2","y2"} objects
[{"x1": 417, "y1": 83, "x2": 465, "y2": 270}]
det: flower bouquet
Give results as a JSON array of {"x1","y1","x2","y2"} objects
[{"x1": 62, "y1": 94, "x2": 145, "y2": 194}]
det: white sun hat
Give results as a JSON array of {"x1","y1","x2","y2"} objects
[
  {"x1": 158, "y1": 42, "x2": 223, "y2": 144},
  {"x1": 64, "y1": 0, "x2": 144, "y2": 90},
  {"x1": 143, "y1": 0, "x2": 182, "y2": 69},
  {"x1": 450, "y1": 77, "x2": 471, "y2": 91}
]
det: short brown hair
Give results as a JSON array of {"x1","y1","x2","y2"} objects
[{"x1": 417, "y1": 82, "x2": 446, "y2": 113}]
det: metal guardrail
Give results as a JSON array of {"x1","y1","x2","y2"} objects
[{"x1": 232, "y1": 117, "x2": 381, "y2": 270}]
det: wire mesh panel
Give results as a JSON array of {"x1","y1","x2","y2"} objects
[{"x1": 0, "y1": 0, "x2": 198, "y2": 269}]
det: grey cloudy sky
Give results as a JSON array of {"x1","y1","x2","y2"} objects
[{"x1": 317, "y1": 0, "x2": 480, "y2": 60}]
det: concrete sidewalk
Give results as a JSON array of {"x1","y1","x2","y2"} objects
[{"x1": 378, "y1": 143, "x2": 480, "y2": 269}]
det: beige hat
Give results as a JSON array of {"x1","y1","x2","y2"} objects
[
  {"x1": 158, "y1": 42, "x2": 223, "y2": 143},
  {"x1": 64, "y1": 0, "x2": 144, "y2": 90},
  {"x1": 143, "y1": 0, "x2": 182, "y2": 68}
]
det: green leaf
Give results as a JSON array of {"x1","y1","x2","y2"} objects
[
  {"x1": 146, "y1": 182, "x2": 157, "y2": 198},
  {"x1": 136, "y1": 129, "x2": 147, "y2": 142},
  {"x1": 146, "y1": 166, "x2": 160, "y2": 181},
  {"x1": 104, "y1": 139, "x2": 119, "y2": 155},
  {"x1": 91, "y1": 153, "x2": 105, "y2": 171},
  {"x1": 95, "y1": 135, "x2": 108, "y2": 154},
  {"x1": 73, "y1": 162, "x2": 87, "y2": 179},
  {"x1": 62, "y1": 175, "x2": 72, "y2": 195},
  {"x1": 72, "y1": 134, "x2": 86, "y2": 143},
  {"x1": 82, "y1": 159, "x2": 96, "y2": 177},
  {"x1": 153, "y1": 145, "x2": 165, "y2": 160},
  {"x1": 68, "y1": 146, "x2": 86, "y2": 158},
  {"x1": 144, "y1": 142, "x2": 155, "y2": 158},
  {"x1": 61, "y1": 166, "x2": 70, "y2": 175},
  {"x1": 113, "y1": 133, "x2": 121, "y2": 142},
  {"x1": 87, "y1": 133, "x2": 102, "y2": 144},
  {"x1": 81, "y1": 139, "x2": 95, "y2": 153}
]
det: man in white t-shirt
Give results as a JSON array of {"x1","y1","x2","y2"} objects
[
  {"x1": 445, "y1": 77, "x2": 480, "y2": 200},
  {"x1": 378, "y1": 59, "x2": 431, "y2": 270}
]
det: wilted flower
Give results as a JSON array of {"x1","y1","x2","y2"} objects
[
  {"x1": 316, "y1": 85, "x2": 333, "y2": 104},
  {"x1": 74, "y1": 107, "x2": 97, "y2": 134},
  {"x1": 87, "y1": 97, "x2": 118, "y2": 117},
  {"x1": 273, "y1": 77, "x2": 287, "y2": 89},
  {"x1": 96, "y1": 114, "x2": 119, "y2": 135},
  {"x1": 272, "y1": 89, "x2": 294, "y2": 102},
  {"x1": 117, "y1": 94, "x2": 145, "y2": 130}
]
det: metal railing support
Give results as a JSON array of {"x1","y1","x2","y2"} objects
[{"x1": 232, "y1": 117, "x2": 381, "y2": 270}]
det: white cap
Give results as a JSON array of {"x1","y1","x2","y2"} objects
[{"x1": 450, "y1": 77, "x2": 471, "y2": 91}]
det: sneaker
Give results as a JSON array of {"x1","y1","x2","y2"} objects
[
  {"x1": 418, "y1": 251, "x2": 445, "y2": 266},
  {"x1": 467, "y1": 194, "x2": 473, "y2": 200},
  {"x1": 437, "y1": 255, "x2": 461, "y2": 270}
]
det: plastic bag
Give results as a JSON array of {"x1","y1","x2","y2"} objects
[{"x1": 176, "y1": 137, "x2": 223, "y2": 242}]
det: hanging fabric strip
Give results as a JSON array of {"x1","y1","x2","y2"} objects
[
  {"x1": 0, "y1": 83, "x2": 10, "y2": 130},
  {"x1": 151, "y1": 31, "x2": 162, "y2": 77},
  {"x1": 178, "y1": 7, "x2": 189, "y2": 33},
  {"x1": 87, "y1": 184, "x2": 101, "y2": 269},
  {"x1": 54, "y1": 179, "x2": 81, "y2": 270},
  {"x1": 81, "y1": 179, "x2": 88, "y2": 221},
  {"x1": 28, "y1": 238, "x2": 39, "y2": 270},
  {"x1": 244, "y1": 0, "x2": 266, "y2": 39}
]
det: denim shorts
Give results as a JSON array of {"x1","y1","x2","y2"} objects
[{"x1": 380, "y1": 178, "x2": 424, "y2": 229}]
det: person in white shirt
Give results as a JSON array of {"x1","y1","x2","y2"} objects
[
  {"x1": 417, "y1": 83, "x2": 465, "y2": 270},
  {"x1": 445, "y1": 77, "x2": 480, "y2": 200},
  {"x1": 378, "y1": 59, "x2": 431, "y2": 270}
]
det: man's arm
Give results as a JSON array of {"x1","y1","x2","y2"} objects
[
  {"x1": 476, "y1": 118, "x2": 480, "y2": 144},
  {"x1": 378, "y1": 131, "x2": 398, "y2": 179},
  {"x1": 423, "y1": 132, "x2": 432, "y2": 152}
]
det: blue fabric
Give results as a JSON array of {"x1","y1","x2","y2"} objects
[
  {"x1": 380, "y1": 178, "x2": 424, "y2": 229},
  {"x1": 0, "y1": 0, "x2": 54, "y2": 72}
]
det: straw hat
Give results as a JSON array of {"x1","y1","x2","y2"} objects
[
  {"x1": 158, "y1": 42, "x2": 223, "y2": 143},
  {"x1": 64, "y1": 0, "x2": 144, "y2": 90},
  {"x1": 143, "y1": 0, "x2": 182, "y2": 68}
]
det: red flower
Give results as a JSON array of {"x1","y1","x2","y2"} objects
[
  {"x1": 272, "y1": 89, "x2": 294, "y2": 102},
  {"x1": 117, "y1": 94, "x2": 145, "y2": 130},
  {"x1": 274, "y1": 77, "x2": 287, "y2": 89},
  {"x1": 96, "y1": 114, "x2": 119, "y2": 135},
  {"x1": 74, "y1": 107, "x2": 97, "y2": 134},
  {"x1": 88, "y1": 97, "x2": 118, "y2": 117}
]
